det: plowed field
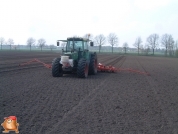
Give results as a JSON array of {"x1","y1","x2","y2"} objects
[{"x1": 0, "y1": 51, "x2": 178, "y2": 134}]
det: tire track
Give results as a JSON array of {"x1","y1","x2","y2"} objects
[
  {"x1": 117, "y1": 56, "x2": 126, "y2": 68},
  {"x1": 136, "y1": 57, "x2": 178, "y2": 133},
  {"x1": 0, "y1": 65, "x2": 51, "y2": 73},
  {"x1": 47, "y1": 75, "x2": 111, "y2": 133},
  {"x1": 98, "y1": 55, "x2": 119, "y2": 64},
  {"x1": 105, "y1": 55, "x2": 125, "y2": 67},
  {"x1": 136, "y1": 58, "x2": 149, "y2": 75},
  {"x1": 0, "y1": 58, "x2": 53, "y2": 73}
]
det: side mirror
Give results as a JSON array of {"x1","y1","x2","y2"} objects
[
  {"x1": 57, "y1": 42, "x2": 60, "y2": 46},
  {"x1": 90, "y1": 42, "x2": 94, "y2": 47}
]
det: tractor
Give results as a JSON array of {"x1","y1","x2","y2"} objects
[{"x1": 52, "y1": 37, "x2": 98, "y2": 78}]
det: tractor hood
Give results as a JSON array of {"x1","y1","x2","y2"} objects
[{"x1": 63, "y1": 52, "x2": 78, "y2": 60}]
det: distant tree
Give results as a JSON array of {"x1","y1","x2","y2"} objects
[
  {"x1": 175, "y1": 40, "x2": 178, "y2": 50},
  {"x1": 27, "y1": 37, "x2": 36, "y2": 51},
  {"x1": 170, "y1": 40, "x2": 177, "y2": 56},
  {"x1": 7, "y1": 38, "x2": 14, "y2": 50},
  {"x1": 175, "y1": 41, "x2": 178, "y2": 57},
  {"x1": 38, "y1": 38, "x2": 46, "y2": 51},
  {"x1": 168, "y1": 37, "x2": 175, "y2": 56},
  {"x1": 143, "y1": 44, "x2": 150, "y2": 55},
  {"x1": 94, "y1": 34, "x2": 106, "y2": 53},
  {"x1": 17, "y1": 44, "x2": 20, "y2": 50},
  {"x1": 123, "y1": 42, "x2": 129, "y2": 54},
  {"x1": 108, "y1": 33, "x2": 119, "y2": 53},
  {"x1": 133, "y1": 37, "x2": 142, "y2": 55},
  {"x1": 161, "y1": 34, "x2": 169, "y2": 56},
  {"x1": 147, "y1": 34, "x2": 159, "y2": 55},
  {"x1": 14, "y1": 44, "x2": 20, "y2": 50},
  {"x1": 0, "y1": 37, "x2": 5, "y2": 50},
  {"x1": 49, "y1": 44, "x2": 55, "y2": 51},
  {"x1": 161, "y1": 34, "x2": 174, "y2": 56}
]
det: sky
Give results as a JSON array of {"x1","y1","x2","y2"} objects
[{"x1": 0, "y1": 0, "x2": 178, "y2": 47}]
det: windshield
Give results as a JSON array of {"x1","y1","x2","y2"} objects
[{"x1": 66, "y1": 41, "x2": 83, "y2": 51}]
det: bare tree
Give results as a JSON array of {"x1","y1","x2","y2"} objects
[
  {"x1": 133, "y1": 37, "x2": 142, "y2": 55},
  {"x1": 49, "y1": 44, "x2": 55, "y2": 51},
  {"x1": 7, "y1": 38, "x2": 14, "y2": 50},
  {"x1": 17, "y1": 44, "x2": 20, "y2": 50},
  {"x1": 147, "y1": 34, "x2": 159, "y2": 55},
  {"x1": 168, "y1": 36, "x2": 175, "y2": 56},
  {"x1": 161, "y1": 34, "x2": 169, "y2": 56},
  {"x1": 94, "y1": 34, "x2": 106, "y2": 53},
  {"x1": 108, "y1": 33, "x2": 119, "y2": 53},
  {"x1": 175, "y1": 40, "x2": 178, "y2": 57},
  {"x1": 0, "y1": 37, "x2": 5, "y2": 50},
  {"x1": 161, "y1": 34, "x2": 174, "y2": 56},
  {"x1": 38, "y1": 38, "x2": 46, "y2": 51},
  {"x1": 175, "y1": 40, "x2": 178, "y2": 50},
  {"x1": 27, "y1": 37, "x2": 35, "y2": 51},
  {"x1": 123, "y1": 42, "x2": 129, "y2": 54},
  {"x1": 143, "y1": 44, "x2": 150, "y2": 55}
]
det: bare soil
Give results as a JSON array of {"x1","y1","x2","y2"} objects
[{"x1": 0, "y1": 51, "x2": 178, "y2": 134}]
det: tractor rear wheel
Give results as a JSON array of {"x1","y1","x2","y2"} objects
[
  {"x1": 52, "y1": 58, "x2": 63, "y2": 77},
  {"x1": 77, "y1": 58, "x2": 88, "y2": 78},
  {"x1": 89, "y1": 54, "x2": 98, "y2": 75}
]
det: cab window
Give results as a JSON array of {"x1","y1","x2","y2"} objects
[
  {"x1": 84, "y1": 41, "x2": 88, "y2": 50},
  {"x1": 74, "y1": 41, "x2": 83, "y2": 50}
]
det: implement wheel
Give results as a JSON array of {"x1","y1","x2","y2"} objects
[
  {"x1": 52, "y1": 58, "x2": 63, "y2": 77},
  {"x1": 89, "y1": 54, "x2": 98, "y2": 75},
  {"x1": 77, "y1": 58, "x2": 88, "y2": 78}
]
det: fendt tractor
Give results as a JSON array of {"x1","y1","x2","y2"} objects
[{"x1": 52, "y1": 37, "x2": 98, "y2": 78}]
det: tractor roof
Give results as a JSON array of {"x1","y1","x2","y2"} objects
[
  {"x1": 67, "y1": 37, "x2": 90, "y2": 41},
  {"x1": 57, "y1": 37, "x2": 92, "y2": 42}
]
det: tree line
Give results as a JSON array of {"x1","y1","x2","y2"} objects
[
  {"x1": 0, "y1": 37, "x2": 56, "y2": 51},
  {"x1": 91, "y1": 33, "x2": 178, "y2": 56},
  {"x1": 133, "y1": 34, "x2": 177, "y2": 56},
  {"x1": 0, "y1": 33, "x2": 178, "y2": 57}
]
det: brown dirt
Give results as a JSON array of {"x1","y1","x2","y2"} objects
[{"x1": 0, "y1": 51, "x2": 178, "y2": 134}]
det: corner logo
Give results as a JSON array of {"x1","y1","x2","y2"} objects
[{"x1": 1, "y1": 116, "x2": 19, "y2": 133}]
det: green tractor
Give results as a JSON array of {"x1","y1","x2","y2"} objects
[{"x1": 52, "y1": 37, "x2": 98, "y2": 78}]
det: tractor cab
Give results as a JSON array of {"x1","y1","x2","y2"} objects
[
  {"x1": 57, "y1": 37, "x2": 93, "y2": 53},
  {"x1": 57, "y1": 37, "x2": 94, "y2": 64},
  {"x1": 66, "y1": 38, "x2": 89, "y2": 52}
]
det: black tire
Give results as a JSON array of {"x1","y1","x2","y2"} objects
[
  {"x1": 77, "y1": 58, "x2": 88, "y2": 78},
  {"x1": 89, "y1": 54, "x2": 98, "y2": 75},
  {"x1": 52, "y1": 58, "x2": 63, "y2": 77}
]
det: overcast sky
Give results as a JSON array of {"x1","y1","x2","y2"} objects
[{"x1": 0, "y1": 0, "x2": 178, "y2": 47}]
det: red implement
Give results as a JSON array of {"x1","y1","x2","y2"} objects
[
  {"x1": 97, "y1": 63, "x2": 117, "y2": 73},
  {"x1": 97, "y1": 63, "x2": 149, "y2": 76},
  {"x1": 19, "y1": 58, "x2": 52, "y2": 69},
  {"x1": 19, "y1": 59, "x2": 149, "y2": 76}
]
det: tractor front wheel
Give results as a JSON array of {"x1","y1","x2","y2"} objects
[
  {"x1": 52, "y1": 58, "x2": 63, "y2": 77},
  {"x1": 77, "y1": 58, "x2": 88, "y2": 78}
]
